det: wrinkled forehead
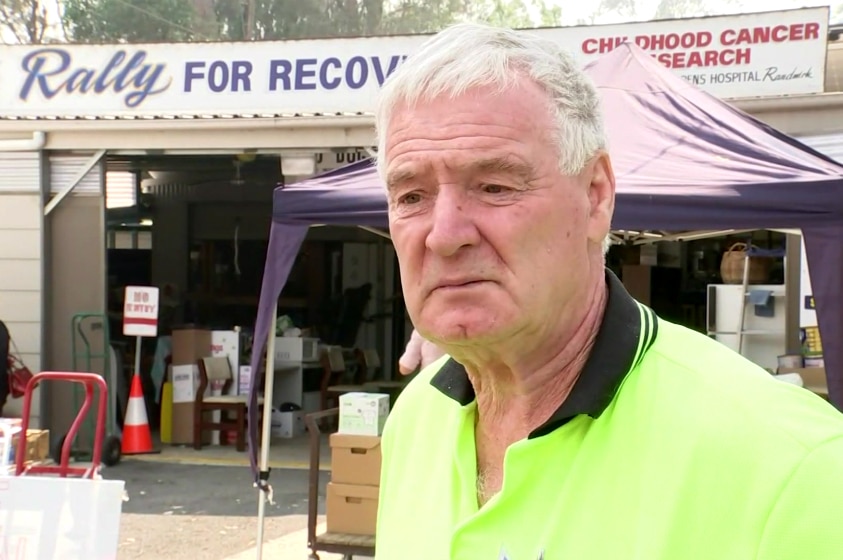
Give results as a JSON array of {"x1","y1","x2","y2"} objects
[
  {"x1": 385, "y1": 155, "x2": 535, "y2": 193},
  {"x1": 382, "y1": 72, "x2": 555, "y2": 129},
  {"x1": 381, "y1": 82, "x2": 556, "y2": 171}
]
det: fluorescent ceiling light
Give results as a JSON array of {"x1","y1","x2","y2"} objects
[{"x1": 281, "y1": 155, "x2": 316, "y2": 176}]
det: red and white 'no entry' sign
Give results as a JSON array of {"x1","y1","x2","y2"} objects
[{"x1": 123, "y1": 286, "x2": 160, "y2": 337}]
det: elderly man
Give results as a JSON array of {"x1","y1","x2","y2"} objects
[{"x1": 373, "y1": 22, "x2": 843, "y2": 560}]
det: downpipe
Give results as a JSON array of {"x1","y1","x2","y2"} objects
[{"x1": 0, "y1": 131, "x2": 46, "y2": 151}]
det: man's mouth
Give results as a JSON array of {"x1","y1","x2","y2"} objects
[{"x1": 433, "y1": 279, "x2": 487, "y2": 291}]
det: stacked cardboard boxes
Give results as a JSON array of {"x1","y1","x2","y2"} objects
[
  {"x1": 169, "y1": 327, "x2": 212, "y2": 445},
  {"x1": 326, "y1": 392, "x2": 390, "y2": 535}
]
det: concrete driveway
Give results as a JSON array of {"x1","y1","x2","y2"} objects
[{"x1": 104, "y1": 459, "x2": 329, "y2": 559}]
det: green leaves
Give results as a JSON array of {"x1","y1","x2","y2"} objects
[
  {"x1": 59, "y1": 0, "x2": 564, "y2": 44},
  {"x1": 62, "y1": 0, "x2": 199, "y2": 43}
]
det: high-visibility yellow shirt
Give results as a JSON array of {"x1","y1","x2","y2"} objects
[{"x1": 376, "y1": 271, "x2": 843, "y2": 559}]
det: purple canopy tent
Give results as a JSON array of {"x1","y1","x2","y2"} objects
[{"x1": 246, "y1": 42, "x2": 843, "y2": 529}]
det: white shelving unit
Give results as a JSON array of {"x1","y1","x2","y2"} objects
[
  {"x1": 706, "y1": 283, "x2": 787, "y2": 371},
  {"x1": 273, "y1": 360, "x2": 322, "y2": 413}
]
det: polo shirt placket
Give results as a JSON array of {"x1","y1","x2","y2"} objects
[{"x1": 430, "y1": 271, "x2": 656, "y2": 559}]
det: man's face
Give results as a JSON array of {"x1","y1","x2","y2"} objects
[{"x1": 384, "y1": 80, "x2": 615, "y2": 347}]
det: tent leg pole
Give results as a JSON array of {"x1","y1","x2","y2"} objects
[
  {"x1": 256, "y1": 308, "x2": 279, "y2": 560},
  {"x1": 736, "y1": 253, "x2": 751, "y2": 355}
]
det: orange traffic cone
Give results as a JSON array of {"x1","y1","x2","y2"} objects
[{"x1": 121, "y1": 373, "x2": 158, "y2": 455}]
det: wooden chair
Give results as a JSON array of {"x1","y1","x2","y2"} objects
[
  {"x1": 356, "y1": 348, "x2": 381, "y2": 383},
  {"x1": 364, "y1": 348, "x2": 406, "y2": 392},
  {"x1": 193, "y1": 356, "x2": 262, "y2": 452},
  {"x1": 320, "y1": 346, "x2": 355, "y2": 411},
  {"x1": 360, "y1": 350, "x2": 410, "y2": 407}
]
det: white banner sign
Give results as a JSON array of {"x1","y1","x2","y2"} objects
[
  {"x1": 0, "y1": 7, "x2": 828, "y2": 118},
  {"x1": 314, "y1": 149, "x2": 371, "y2": 173}
]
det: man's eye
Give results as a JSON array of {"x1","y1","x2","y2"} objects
[
  {"x1": 399, "y1": 192, "x2": 421, "y2": 205},
  {"x1": 481, "y1": 184, "x2": 508, "y2": 194}
]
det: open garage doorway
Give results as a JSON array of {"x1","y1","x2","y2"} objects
[{"x1": 102, "y1": 149, "x2": 395, "y2": 459}]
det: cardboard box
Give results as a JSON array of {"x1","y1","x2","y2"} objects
[
  {"x1": 2, "y1": 428, "x2": 50, "y2": 465},
  {"x1": 172, "y1": 364, "x2": 200, "y2": 403},
  {"x1": 330, "y1": 434, "x2": 381, "y2": 486},
  {"x1": 274, "y1": 337, "x2": 320, "y2": 362},
  {"x1": 326, "y1": 482, "x2": 379, "y2": 536},
  {"x1": 170, "y1": 403, "x2": 211, "y2": 446},
  {"x1": 167, "y1": 365, "x2": 211, "y2": 446},
  {"x1": 338, "y1": 393, "x2": 389, "y2": 437},
  {"x1": 18, "y1": 429, "x2": 50, "y2": 463},
  {"x1": 170, "y1": 327, "x2": 212, "y2": 445},
  {"x1": 271, "y1": 410, "x2": 305, "y2": 438},
  {"x1": 779, "y1": 367, "x2": 828, "y2": 396},
  {"x1": 172, "y1": 328, "x2": 211, "y2": 366}
]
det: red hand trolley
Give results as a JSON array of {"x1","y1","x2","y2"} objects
[
  {"x1": 15, "y1": 371, "x2": 109, "y2": 478},
  {"x1": 0, "y1": 371, "x2": 126, "y2": 560}
]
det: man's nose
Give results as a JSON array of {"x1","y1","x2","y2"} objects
[{"x1": 425, "y1": 187, "x2": 481, "y2": 257}]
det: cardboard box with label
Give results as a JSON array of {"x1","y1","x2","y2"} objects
[
  {"x1": 172, "y1": 364, "x2": 200, "y2": 403},
  {"x1": 168, "y1": 365, "x2": 211, "y2": 445},
  {"x1": 326, "y1": 482, "x2": 379, "y2": 536},
  {"x1": 330, "y1": 434, "x2": 381, "y2": 486},
  {"x1": 271, "y1": 409, "x2": 305, "y2": 438},
  {"x1": 169, "y1": 327, "x2": 213, "y2": 445},
  {"x1": 338, "y1": 392, "x2": 390, "y2": 437}
]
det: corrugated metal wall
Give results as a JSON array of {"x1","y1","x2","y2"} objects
[
  {"x1": 0, "y1": 152, "x2": 41, "y2": 193},
  {"x1": 49, "y1": 153, "x2": 103, "y2": 196},
  {"x1": 143, "y1": 181, "x2": 277, "y2": 202},
  {"x1": 0, "y1": 151, "x2": 43, "y2": 427},
  {"x1": 106, "y1": 171, "x2": 137, "y2": 209},
  {"x1": 798, "y1": 134, "x2": 843, "y2": 163}
]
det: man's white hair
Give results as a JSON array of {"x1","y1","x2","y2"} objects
[{"x1": 375, "y1": 22, "x2": 612, "y2": 254}]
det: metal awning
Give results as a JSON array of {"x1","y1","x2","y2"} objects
[
  {"x1": 0, "y1": 111, "x2": 374, "y2": 122},
  {"x1": 610, "y1": 228, "x2": 802, "y2": 246}
]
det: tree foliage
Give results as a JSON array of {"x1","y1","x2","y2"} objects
[
  {"x1": 62, "y1": 0, "x2": 197, "y2": 43},
  {"x1": 60, "y1": 0, "x2": 564, "y2": 44},
  {"x1": 588, "y1": 0, "x2": 742, "y2": 23},
  {"x1": 0, "y1": 0, "x2": 50, "y2": 44}
]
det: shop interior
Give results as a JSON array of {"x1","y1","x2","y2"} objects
[
  {"x1": 102, "y1": 151, "x2": 401, "y2": 449},
  {"x1": 99, "y1": 152, "x2": 810, "y2": 456}
]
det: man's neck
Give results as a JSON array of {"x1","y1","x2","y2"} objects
[{"x1": 464, "y1": 274, "x2": 608, "y2": 436}]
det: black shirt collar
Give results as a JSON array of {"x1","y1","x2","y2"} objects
[{"x1": 429, "y1": 269, "x2": 658, "y2": 437}]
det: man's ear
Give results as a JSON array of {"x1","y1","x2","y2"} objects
[{"x1": 586, "y1": 152, "x2": 615, "y2": 244}]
